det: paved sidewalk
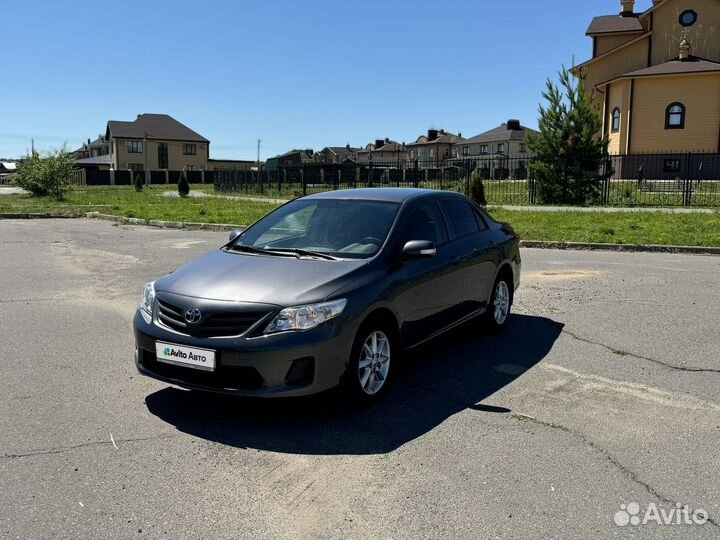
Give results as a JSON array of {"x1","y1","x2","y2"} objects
[
  {"x1": 162, "y1": 190, "x2": 288, "y2": 205},
  {"x1": 0, "y1": 186, "x2": 26, "y2": 196}
]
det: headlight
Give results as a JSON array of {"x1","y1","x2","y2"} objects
[
  {"x1": 264, "y1": 299, "x2": 347, "y2": 334},
  {"x1": 140, "y1": 281, "x2": 156, "y2": 315}
]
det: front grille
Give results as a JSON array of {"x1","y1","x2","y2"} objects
[
  {"x1": 157, "y1": 299, "x2": 270, "y2": 337},
  {"x1": 139, "y1": 348, "x2": 264, "y2": 390}
]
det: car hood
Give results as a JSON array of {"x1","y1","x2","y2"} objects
[{"x1": 155, "y1": 249, "x2": 369, "y2": 306}]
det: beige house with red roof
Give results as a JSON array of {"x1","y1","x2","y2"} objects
[{"x1": 576, "y1": 0, "x2": 720, "y2": 153}]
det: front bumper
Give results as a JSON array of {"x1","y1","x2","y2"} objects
[{"x1": 133, "y1": 309, "x2": 356, "y2": 397}]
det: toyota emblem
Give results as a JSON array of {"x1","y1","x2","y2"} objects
[{"x1": 184, "y1": 308, "x2": 202, "y2": 324}]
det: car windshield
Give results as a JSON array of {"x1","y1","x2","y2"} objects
[{"x1": 231, "y1": 198, "x2": 400, "y2": 259}]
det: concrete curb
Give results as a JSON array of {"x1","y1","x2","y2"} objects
[
  {"x1": 520, "y1": 240, "x2": 720, "y2": 256},
  {"x1": 84, "y1": 212, "x2": 244, "y2": 232},
  {"x1": 0, "y1": 212, "x2": 80, "y2": 219}
]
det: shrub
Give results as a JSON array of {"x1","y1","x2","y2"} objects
[
  {"x1": 469, "y1": 171, "x2": 487, "y2": 206},
  {"x1": 13, "y1": 149, "x2": 74, "y2": 199},
  {"x1": 134, "y1": 173, "x2": 144, "y2": 192},
  {"x1": 178, "y1": 170, "x2": 190, "y2": 198}
]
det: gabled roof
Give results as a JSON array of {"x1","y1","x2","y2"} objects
[
  {"x1": 408, "y1": 131, "x2": 464, "y2": 146},
  {"x1": 574, "y1": 32, "x2": 651, "y2": 71},
  {"x1": 586, "y1": 15, "x2": 644, "y2": 35},
  {"x1": 106, "y1": 114, "x2": 209, "y2": 142},
  {"x1": 0, "y1": 162, "x2": 17, "y2": 171},
  {"x1": 358, "y1": 140, "x2": 404, "y2": 152},
  {"x1": 460, "y1": 123, "x2": 537, "y2": 145},
  {"x1": 621, "y1": 57, "x2": 720, "y2": 77},
  {"x1": 321, "y1": 146, "x2": 359, "y2": 154}
]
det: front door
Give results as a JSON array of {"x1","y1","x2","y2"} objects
[{"x1": 393, "y1": 201, "x2": 462, "y2": 347}]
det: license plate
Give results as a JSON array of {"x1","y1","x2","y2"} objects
[{"x1": 155, "y1": 342, "x2": 216, "y2": 372}]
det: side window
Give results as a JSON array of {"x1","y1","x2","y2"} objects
[
  {"x1": 473, "y1": 207, "x2": 489, "y2": 231},
  {"x1": 440, "y1": 199, "x2": 480, "y2": 239},
  {"x1": 400, "y1": 203, "x2": 447, "y2": 246}
]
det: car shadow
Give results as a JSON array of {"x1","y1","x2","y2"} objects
[{"x1": 145, "y1": 314, "x2": 563, "y2": 455}]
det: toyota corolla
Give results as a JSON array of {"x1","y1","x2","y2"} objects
[{"x1": 133, "y1": 188, "x2": 521, "y2": 401}]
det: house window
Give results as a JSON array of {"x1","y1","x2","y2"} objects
[
  {"x1": 663, "y1": 159, "x2": 681, "y2": 173},
  {"x1": 158, "y1": 142, "x2": 168, "y2": 169},
  {"x1": 665, "y1": 103, "x2": 685, "y2": 129},
  {"x1": 611, "y1": 108, "x2": 621, "y2": 133},
  {"x1": 519, "y1": 143, "x2": 527, "y2": 153},
  {"x1": 429, "y1": 148, "x2": 435, "y2": 159},
  {"x1": 127, "y1": 141, "x2": 143, "y2": 153},
  {"x1": 186, "y1": 165, "x2": 196, "y2": 171},
  {"x1": 497, "y1": 143, "x2": 506, "y2": 154},
  {"x1": 418, "y1": 149, "x2": 424, "y2": 159},
  {"x1": 183, "y1": 143, "x2": 197, "y2": 155},
  {"x1": 679, "y1": 10, "x2": 697, "y2": 27},
  {"x1": 480, "y1": 145, "x2": 489, "y2": 154},
  {"x1": 410, "y1": 150, "x2": 415, "y2": 159},
  {"x1": 128, "y1": 163, "x2": 144, "y2": 172},
  {"x1": 462, "y1": 146, "x2": 469, "y2": 156}
]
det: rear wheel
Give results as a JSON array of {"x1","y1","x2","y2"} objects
[
  {"x1": 485, "y1": 273, "x2": 512, "y2": 332},
  {"x1": 343, "y1": 321, "x2": 396, "y2": 403}
]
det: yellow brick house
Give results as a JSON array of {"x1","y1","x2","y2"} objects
[{"x1": 577, "y1": 0, "x2": 720, "y2": 155}]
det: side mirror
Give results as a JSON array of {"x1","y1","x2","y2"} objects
[
  {"x1": 402, "y1": 240, "x2": 436, "y2": 261},
  {"x1": 228, "y1": 228, "x2": 244, "y2": 243}
]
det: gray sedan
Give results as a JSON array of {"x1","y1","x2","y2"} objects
[{"x1": 133, "y1": 188, "x2": 521, "y2": 402}]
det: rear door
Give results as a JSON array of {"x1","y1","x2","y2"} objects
[
  {"x1": 439, "y1": 198, "x2": 497, "y2": 319},
  {"x1": 393, "y1": 200, "x2": 462, "y2": 347}
]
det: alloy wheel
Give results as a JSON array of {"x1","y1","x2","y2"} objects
[
  {"x1": 357, "y1": 330, "x2": 391, "y2": 395},
  {"x1": 494, "y1": 280, "x2": 510, "y2": 325}
]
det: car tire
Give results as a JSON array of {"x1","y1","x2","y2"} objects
[
  {"x1": 343, "y1": 319, "x2": 397, "y2": 404},
  {"x1": 484, "y1": 273, "x2": 513, "y2": 333}
]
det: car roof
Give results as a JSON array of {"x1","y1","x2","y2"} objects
[{"x1": 302, "y1": 188, "x2": 464, "y2": 203}]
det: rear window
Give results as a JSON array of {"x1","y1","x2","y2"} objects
[{"x1": 439, "y1": 199, "x2": 480, "y2": 239}]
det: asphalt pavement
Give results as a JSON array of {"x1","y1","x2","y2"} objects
[{"x1": 1, "y1": 218, "x2": 719, "y2": 539}]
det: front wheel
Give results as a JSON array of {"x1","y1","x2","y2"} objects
[
  {"x1": 343, "y1": 323, "x2": 396, "y2": 403},
  {"x1": 485, "y1": 274, "x2": 512, "y2": 332}
]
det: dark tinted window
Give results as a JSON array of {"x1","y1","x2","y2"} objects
[
  {"x1": 400, "y1": 203, "x2": 447, "y2": 246},
  {"x1": 440, "y1": 199, "x2": 480, "y2": 239},
  {"x1": 473, "y1": 207, "x2": 489, "y2": 231}
]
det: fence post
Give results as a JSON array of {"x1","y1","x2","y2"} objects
[
  {"x1": 683, "y1": 152, "x2": 693, "y2": 206},
  {"x1": 201, "y1": 169, "x2": 205, "y2": 184},
  {"x1": 529, "y1": 158, "x2": 536, "y2": 204},
  {"x1": 336, "y1": 169, "x2": 341, "y2": 190},
  {"x1": 413, "y1": 160, "x2": 419, "y2": 188},
  {"x1": 301, "y1": 164, "x2": 307, "y2": 196},
  {"x1": 354, "y1": 166, "x2": 359, "y2": 188},
  {"x1": 165, "y1": 170, "x2": 169, "y2": 184},
  {"x1": 465, "y1": 160, "x2": 471, "y2": 196},
  {"x1": 368, "y1": 162, "x2": 373, "y2": 188}
]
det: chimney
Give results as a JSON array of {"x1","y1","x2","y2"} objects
[
  {"x1": 136, "y1": 114, "x2": 142, "y2": 119},
  {"x1": 87, "y1": 138, "x2": 91, "y2": 144},
  {"x1": 507, "y1": 119, "x2": 521, "y2": 130},
  {"x1": 375, "y1": 139, "x2": 384, "y2": 148},
  {"x1": 427, "y1": 129, "x2": 438, "y2": 141},
  {"x1": 620, "y1": 0, "x2": 635, "y2": 16},
  {"x1": 346, "y1": 143, "x2": 350, "y2": 150}
]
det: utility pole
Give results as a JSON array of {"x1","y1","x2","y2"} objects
[
  {"x1": 31, "y1": 139, "x2": 34, "y2": 156},
  {"x1": 257, "y1": 139, "x2": 261, "y2": 170}
]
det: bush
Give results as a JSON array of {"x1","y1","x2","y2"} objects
[
  {"x1": 178, "y1": 170, "x2": 190, "y2": 198},
  {"x1": 13, "y1": 149, "x2": 74, "y2": 199},
  {"x1": 134, "y1": 173, "x2": 144, "y2": 192},
  {"x1": 469, "y1": 171, "x2": 487, "y2": 206}
]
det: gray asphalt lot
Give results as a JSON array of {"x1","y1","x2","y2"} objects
[{"x1": 1, "y1": 218, "x2": 719, "y2": 539}]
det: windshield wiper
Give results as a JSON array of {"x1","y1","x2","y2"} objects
[
  {"x1": 267, "y1": 248, "x2": 340, "y2": 261},
  {"x1": 228, "y1": 244, "x2": 296, "y2": 257}
]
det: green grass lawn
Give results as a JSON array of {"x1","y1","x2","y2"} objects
[
  {"x1": 488, "y1": 208, "x2": 720, "y2": 247},
  {"x1": 1, "y1": 185, "x2": 719, "y2": 247},
  {"x1": 0, "y1": 185, "x2": 277, "y2": 225}
]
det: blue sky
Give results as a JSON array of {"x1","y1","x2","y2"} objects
[{"x1": 0, "y1": 0, "x2": 654, "y2": 160}]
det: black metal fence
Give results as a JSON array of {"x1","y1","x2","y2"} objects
[
  {"x1": 214, "y1": 152, "x2": 720, "y2": 207},
  {"x1": 78, "y1": 169, "x2": 215, "y2": 186}
]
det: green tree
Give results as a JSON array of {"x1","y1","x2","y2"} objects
[
  {"x1": 134, "y1": 173, "x2": 144, "y2": 192},
  {"x1": 178, "y1": 169, "x2": 190, "y2": 198},
  {"x1": 13, "y1": 149, "x2": 74, "y2": 200},
  {"x1": 468, "y1": 170, "x2": 487, "y2": 206},
  {"x1": 527, "y1": 67, "x2": 611, "y2": 205}
]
